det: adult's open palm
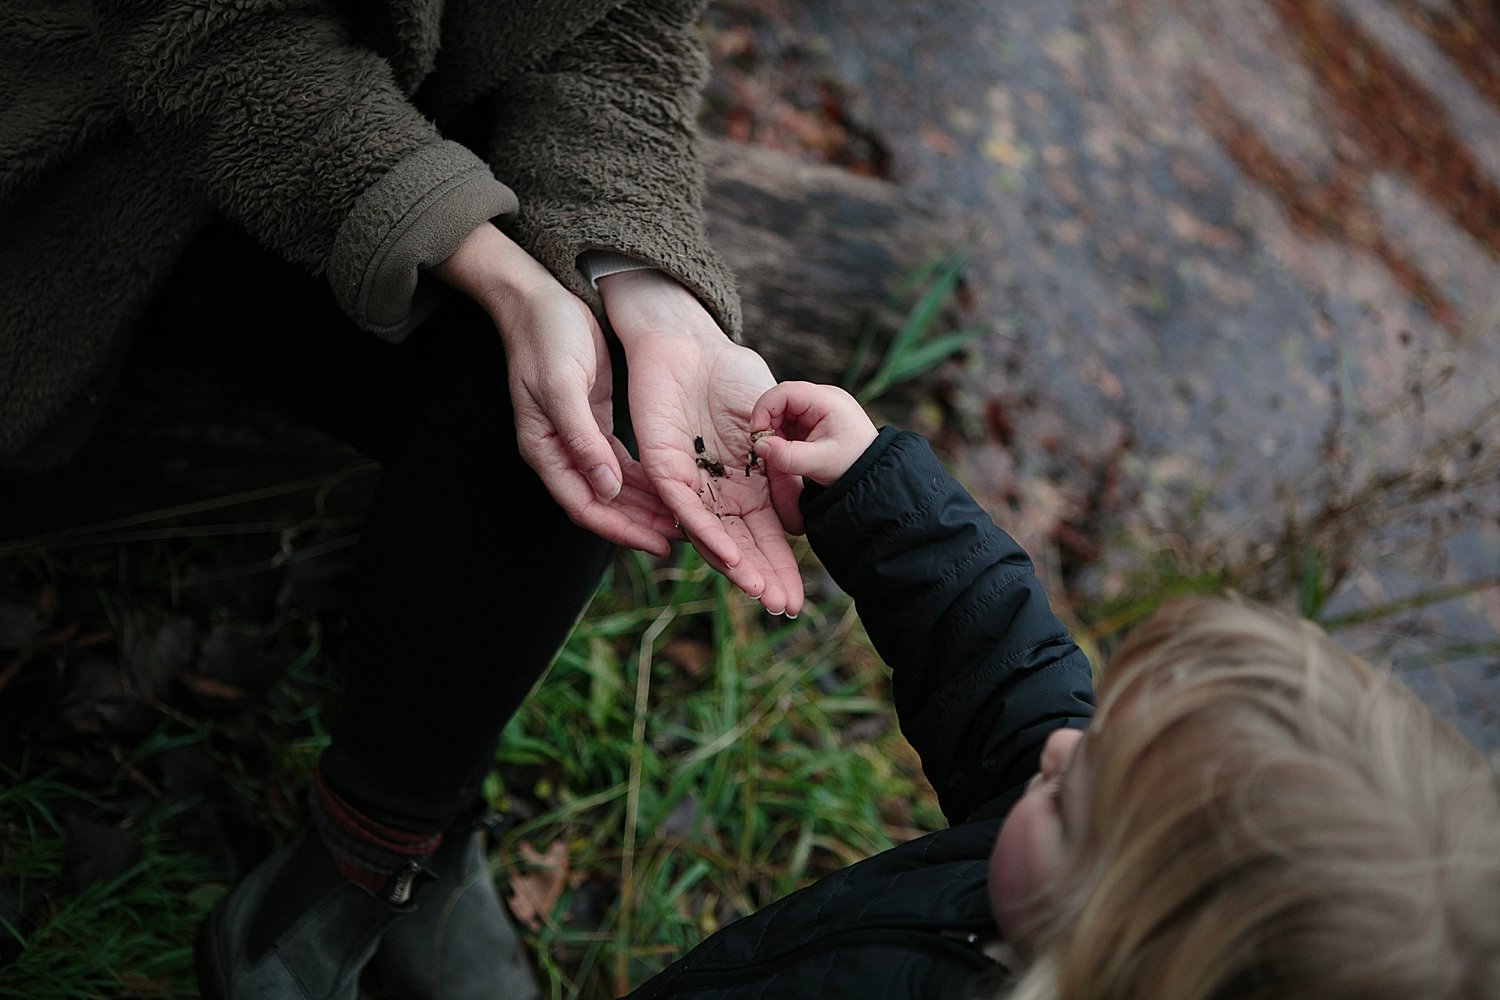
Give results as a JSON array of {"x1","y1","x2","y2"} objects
[{"x1": 627, "y1": 332, "x2": 804, "y2": 616}]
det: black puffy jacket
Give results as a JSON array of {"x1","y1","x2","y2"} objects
[{"x1": 626, "y1": 428, "x2": 1096, "y2": 999}]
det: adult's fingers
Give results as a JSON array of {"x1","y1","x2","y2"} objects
[
  {"x1": 532, "y1": 381, "x2": 625, "y2": 502},
  {"x1": 743, "y1": 509, "x2": 804, "y2": 617},
  {"x1": 656, "y1": 478, "x2": 772, "y2": 600},
  {"x1": 575, "y1": 503, "x2": 674, "y2": 557},
  {"x1": 520, "y1": 427, "x2": 674, "y2": 556},
  {"x1": 550, "y1": 467, "x2": 674, "y2": 556},
  {"x1": 613, "y1": 439, "x2": 684, "y2": 541}
]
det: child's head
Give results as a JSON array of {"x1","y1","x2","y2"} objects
[{"x1": 991, "y1": 595, "x2": 1500, "y2": 1000}]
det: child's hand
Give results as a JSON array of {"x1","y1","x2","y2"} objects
[{"x1": 750, "y1": 383, "x2": 879, "y2": 532}]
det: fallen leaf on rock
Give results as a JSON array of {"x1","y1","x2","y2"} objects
[
  {"x1": 660, "y1": 637, "x2": 713, "y2": 677},
  {"x1": 505, "y1": 840, "x2": 569, "y2": 931},
  {"x1": 920, "y1": 126, "x2": 958, "y2": 155}
]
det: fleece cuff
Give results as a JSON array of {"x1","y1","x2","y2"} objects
[{"x1": 329, "y1": 141, "x2": 519, "y2": 341}]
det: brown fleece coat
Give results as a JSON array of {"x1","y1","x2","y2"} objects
[{"x1": 0, "y1": 0, "x2": 740, "y2": 468}]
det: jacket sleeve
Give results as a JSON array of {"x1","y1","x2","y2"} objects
[
  {"x1": 803, "y1": 428, "x2": 1096, "y2": 824},
  {"x1": 91, "y1": 0, "x2": 518, "y2": 339},
  {"x1": 484, "y1": 0, "x2": 742, "y2": 340}
]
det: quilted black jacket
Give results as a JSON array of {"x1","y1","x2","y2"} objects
[{"x1": 626, "y1": 428, "x2": 1096, "y2": 999}]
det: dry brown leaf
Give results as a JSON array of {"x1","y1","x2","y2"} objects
[
  {"x1": 505, "y1": 840, "x2": 569, "y2": 931},
  {"x1": 660, "y1": 637, "x2": 713, "y2": 677},
  {"x1": 920, "y1": 126, "x2": 958, "y2": 156}
]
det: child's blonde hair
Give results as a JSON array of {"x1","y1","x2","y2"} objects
[{"x1": 1004, "y1": 595, "x2": 1500, "y2": 1000}]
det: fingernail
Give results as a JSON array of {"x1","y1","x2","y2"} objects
[{"x1": 589, "y1": 464, "x2": 621, "y2": 500}]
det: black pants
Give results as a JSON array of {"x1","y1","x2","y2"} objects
[{"x1": 144, "y1": 221, "x2": 616, "y2": 831}]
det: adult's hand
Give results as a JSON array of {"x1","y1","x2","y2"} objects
[
  {"x1": 598, "y1": 269, "x2": 804, "y2": 617},
  {"x1": 431, "y1": 223, "x2": 677, "y2": 557}
]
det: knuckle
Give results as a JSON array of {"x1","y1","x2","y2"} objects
[{"x1": 564, "y1": 429, "x2": 599, "y2": 459}]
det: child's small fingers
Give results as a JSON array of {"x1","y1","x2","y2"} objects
[
  {"x1": 751, "y1": 382, "x2": 796, "y2": 428},
  {"x1": 755, "y1": 381, "x2": 825, "y2": 426},
  {"x1": 749, "y1": 403, "x2": 775, "y2": 433}
]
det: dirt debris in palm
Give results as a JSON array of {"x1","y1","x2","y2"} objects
[{"x1": 693, "y1": 433, "x2": 727, "y2": 478}]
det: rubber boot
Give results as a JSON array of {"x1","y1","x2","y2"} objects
[
  {"x1": 195, "y1": 828, "x2": 428, "y2": 1000},
  {"x1": 370, "y1": 813, "x2": 542, "y2": 1000}
]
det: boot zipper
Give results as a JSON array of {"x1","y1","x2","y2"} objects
[{"x1": 387, "y1": 860, "x2": 421, "y2": 904}]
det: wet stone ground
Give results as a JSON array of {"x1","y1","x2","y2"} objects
[{"x1": 703, "y1": 0, "x2": 1500, "y2": 754}]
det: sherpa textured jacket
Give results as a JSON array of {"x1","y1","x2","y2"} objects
[
  {"x1": 626, "y1": 428, "x2": 1097, "y2": 999},
  {"x1": 0, "y1": 0, "x2": 739, "y2": 467}
]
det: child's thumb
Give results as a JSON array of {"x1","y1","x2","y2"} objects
[{"x1": 757, "y1": 436, "x2": 839, "y2": 485}]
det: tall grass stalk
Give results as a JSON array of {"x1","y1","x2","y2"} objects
[
  {"x1": 490, "y1": 549, "x2": 936, "y2": 998},
  {"x1": 845, "y1": 238, "x2": 985, "y2": 406}
]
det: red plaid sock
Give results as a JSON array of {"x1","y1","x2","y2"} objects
[{"x1": 311, "y1": 767, "x2": 442, "y2": 898}]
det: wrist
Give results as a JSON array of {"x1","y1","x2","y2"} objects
[
  {"x1": 598, "y1": 269, "x2": 725, "y2": 347},
  {"x1": 431, "y1": 222, "x2": 557, "y2": 316}
]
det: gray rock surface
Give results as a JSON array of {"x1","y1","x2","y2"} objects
[{"x1": 708, "y1": 0, "x2": 1500, "y2": 754}]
